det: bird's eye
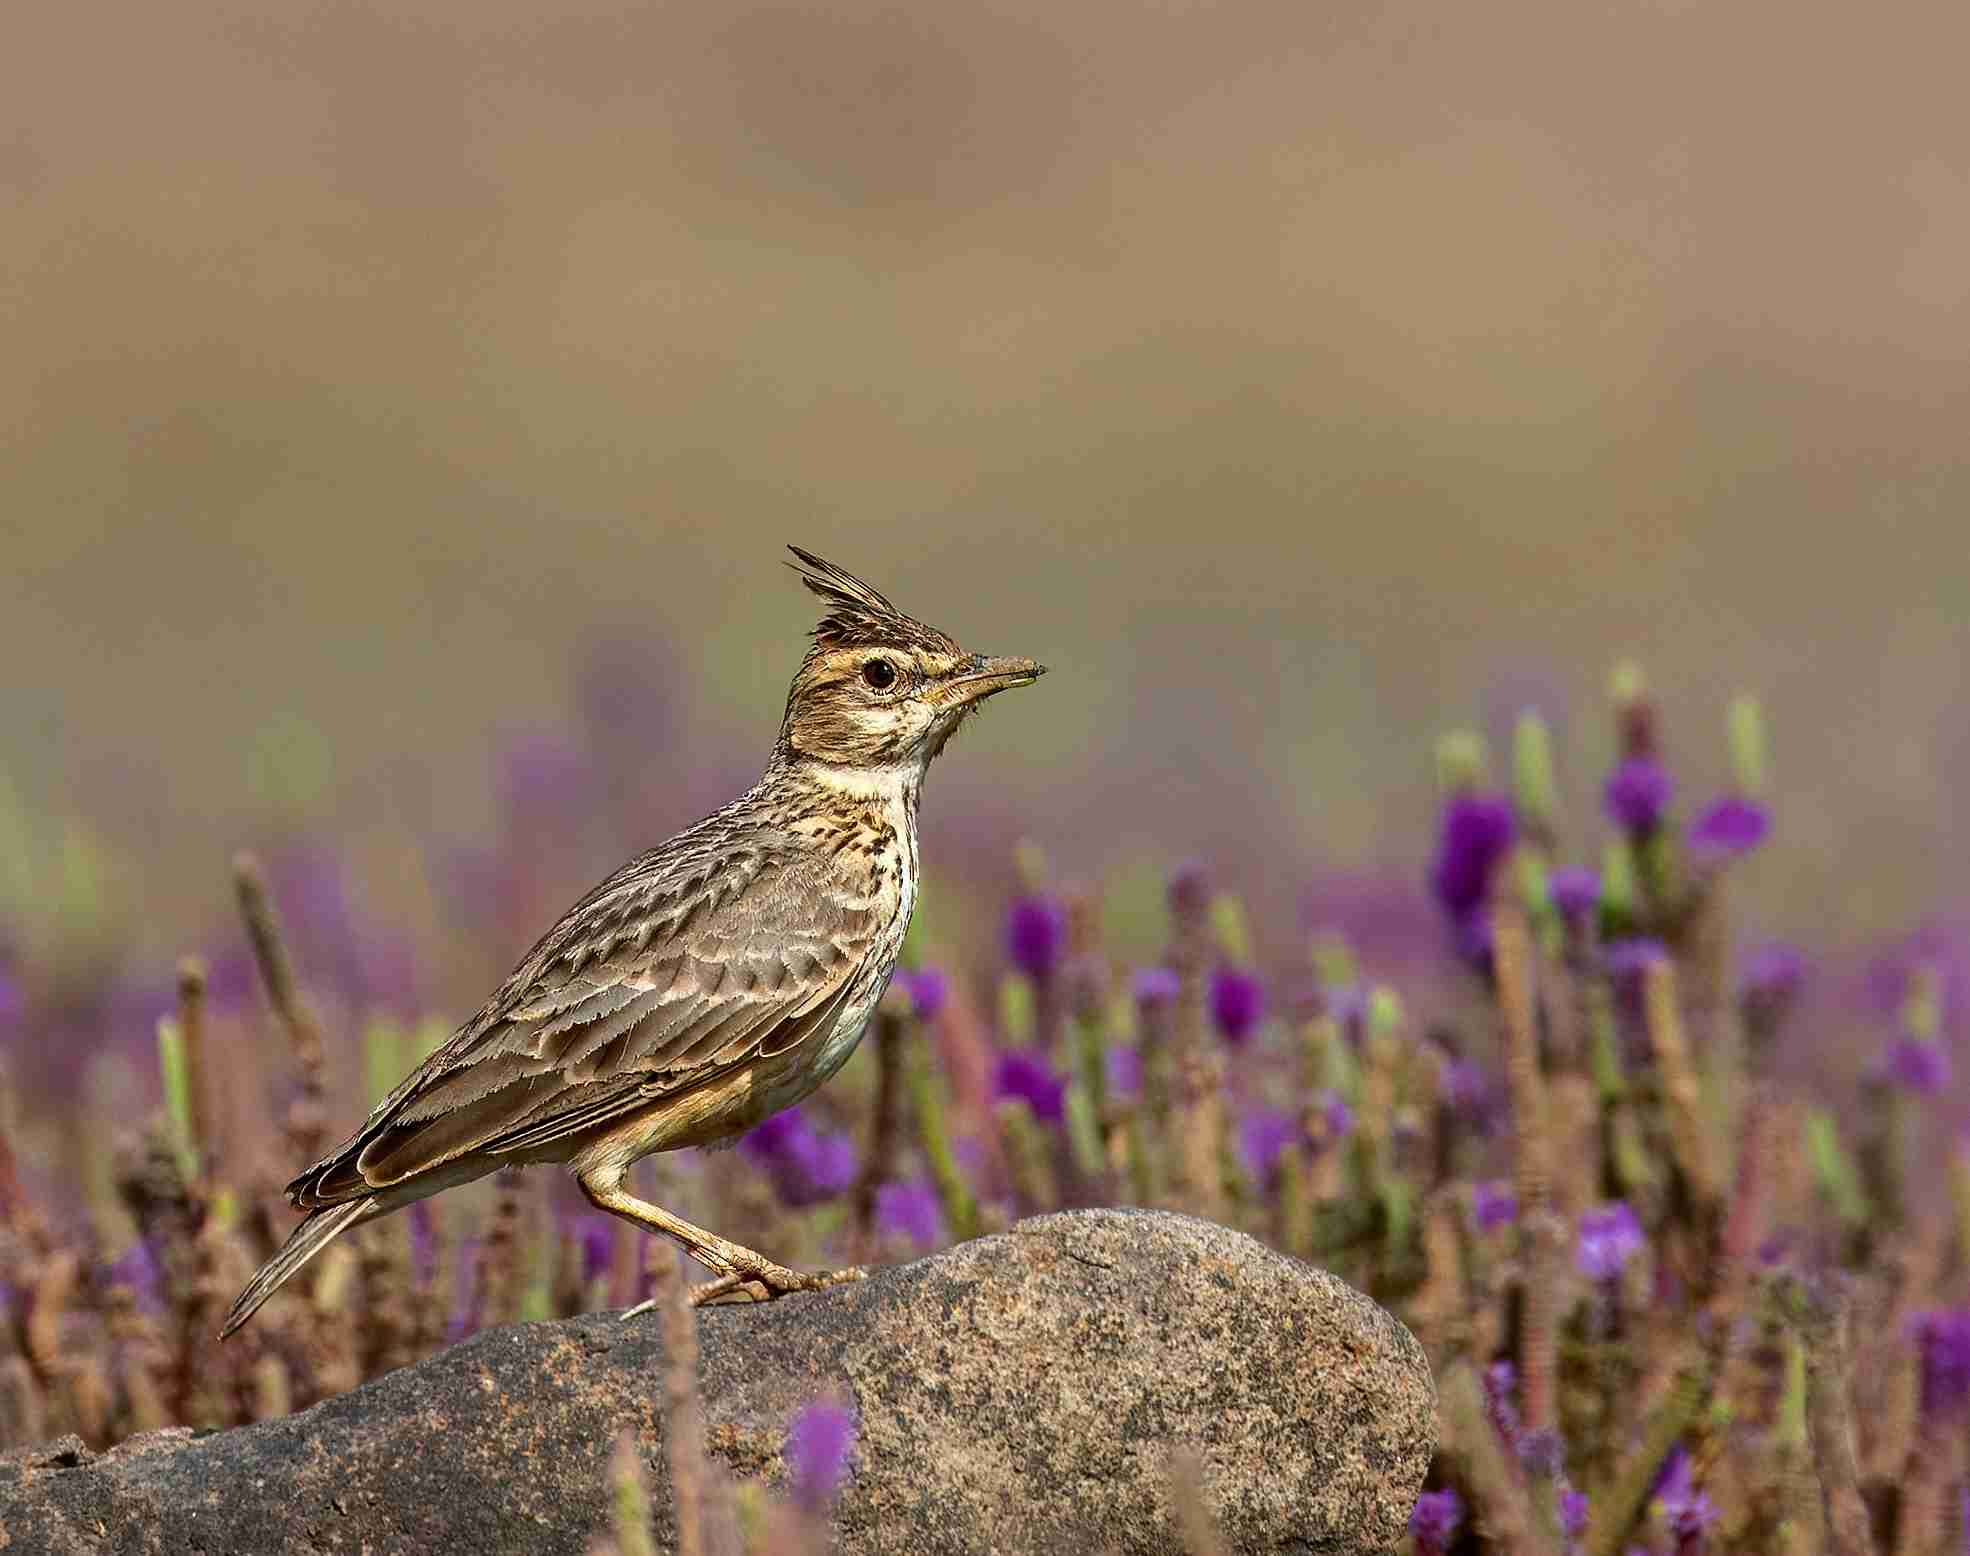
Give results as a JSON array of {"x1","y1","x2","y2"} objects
[{"x1": 862, "y1": 658, "x2": 898, "y2": 691}]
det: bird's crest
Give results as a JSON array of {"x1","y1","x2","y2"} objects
[{"x1": 786, "y1": 545, "x2": 956, "y2": 654}]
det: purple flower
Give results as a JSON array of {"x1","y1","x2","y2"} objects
[
  {"x1": 1654, "y1": 1448, "x2": 1718, "y2": 1545},
  {"x1": 784, "y1": 1397, "x2": 858, "y2": 1510},
  {"x1": 1104, "y1": 1043, "x2": 1143, "y2": 1100},
  {"x1": 1910, "y1": 1308, "x2": 1970, "y2": 1419},
  {"x1": 1004, "y1": 894, "x2": 1067, "y2": 981},
  {"x1": 1208, "y1": 966, "x2": 1265, "y2": 1046},
  {"x1": 575, "y1": 1216, "x2": 614, "y2": 1284},
  {"x1": 1739, "y1": 942, "x2": 1807, "y2": 1007},
  {"x1": 894, "y1": 967, "x2": 949, "y2": 1023},
  {"x1": 107, "y1": 1239, "x2": 162, "y2": 1312},
  {"x1": 1236, "y1": 1107, "x2": 1297, "y2": 1188},
  {"x1": 992, "y1": 1049, "x2": 1065, "y2": 1123},
  {"x1": 1440, "y1": 1058, "x2": 1501, "y2": 1132},
  {"x1": 1518, "y1": 1429, "x2": 1563, "y2": 1478},
  {"x1": 1561, "y1": 1487, "x2": 1590, "y2": 1540},
  {"x1": 1577, "y1": 1202, "x2": 1645, "y2": 1282},
  {"x1": 1689, "y1": 794, "x2": 1771, "y2": 860},
  {"x1": 875, "y1": 1180, "x2": 944, "y2": 1249},
  {"x1": 1604, "y1": 758, "x2": 1674, "y2": 834},
  {"x1": 1132, "y1": 966, "x2": 1182, "y2": 1008},
  {"x1": 1887, "y1": 1038, "x2": 1951, "y2": 1094},
  {"x1": 1603, "y1": 938, "x2": 1669, "y2": 984},
  {"x1": 1408, "y1": 1488, "x2": 1465, "y2": 1555},
  {"x1": 1317, "y1": 1090, "x2": 1355, "y2": 1144},
  {"x1": 0, "y1": 971, "x2": 21, "y2": 1029},
  {"x1": 1324, "y1": 984, "x2": 1369, "y2": 1043},
  {"x1": 1484, "y1": 1359, "x2": 1521, "y2": 1443},
  {"x1": 1430, "y1": 792, "x2": 1516, "y2": 920},
  {"x1": 741, "y1": 1108, "x2": 860, "y2": 1207},
  {"x1": 1472, "y1": 1180, "x2": 1518, "y2": 1232},
  {"x1": 408, "y1": 1200, "x2": 437, "y2": 1285},
  {"x1": 1547, "y1": 867, "x2": 1600, "y2": 922}
]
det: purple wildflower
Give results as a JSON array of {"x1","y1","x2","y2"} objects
[
  {"x1": 1604, "y1": 758, "x2": 1674, "y2": 834},
  {"x1": 1561, "y1": 1488, "x2": 1590, "y2": 1540},
  {"x1": 1544, "y1": 868, "x2": 1598, "y2": 926},
  {"x1": 784, "y1": 1397, "x2": 858, "y2": 1511},
  {"x1": 1429, "y1": 792, "x2": 1516, "y2": 921},
  {"x1": 1739, "y1": 941, "x2": 1807, "y2": 1009},
  {"x1": 1577, "y1": 1202, "x2": 1645, "y2": 1282},
  {"x1": 1004, "y1": 894, "x2": 1067, "y2": 980},
  {"x1": 1208, "y1": 966, "x2": 1265, "y2": 1046},
  {"x1": 1603, "y1": 938, "x2": 1669, "y2": 984},
  {"x1": 1910, "y1": 1308, "x2": 1970, "y2": 1419},
  {"x1": 741, "y1": 1108, "x2": 859, "y2": 1207},
  {"x1": 1560, "y1": 1489, "x2": 1591, "y2": 1544},
  {"x1": 1104, "y1": 1043, "x2": 1143, "y2": 1100},
  {"x1": 1518, "y1": 1429, "x2": 1563, "y2": 1478},
  {"x1": 408, "y1": 1200, "x2": 437, "y2": 1285},
  {"x1": 1132, "y1": 966, "x2": 1181, "y2": 1007},
  {"x1": 1317, "y1": 1090, "x2": 1355, "y2": 1144},
  {"x1": 1654, "y1": 1448, "x2": 1719, "y2": 1547},
  {"x1": 1236, "y1": 1107, "x2": 1297, "y2": 1188},
  {"x1": 875, "y1": 1180, "x2": 944, "y2": 1249},
  {"x1": 992, "y1": 1048, "x2": 1066, "y2": 1123},
  {"x1": 1440, "y1": 1058, "x2": 1501, "y2": 1133},
  {"x1": 1472, "y1": 1180, "x2": 1519, "y2": 1232},
  {"x1": 107, "y1": 1239, "x2": 162, "y2": 1312},
  {"x1": 575, "y1": 1217, "x2": 614, "y2": 1284},
  {"x1": 1408, "y1": 1488, "x2": 1465, "y2": 1555},
  {"x1": 1324, "y1": 984, "x2": 1369, "y2": 1044},
  {"x1": 894, "y1": 967, "x2": 949, "y2": 1023},
  {"x1": 0, "y1": 971, "x2": 21, "y2": 1029},
  {"x1": 1887, "y1": 1037, "x2": 1951, "y2": 1094},
  {"x1": 1484, "y1": 1358, "x2": 1521, "y2": 1443},
  {"x1": 1689, "y1": 794, "x2": 1771, "y2": 860}
]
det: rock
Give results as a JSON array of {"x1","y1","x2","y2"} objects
[{"x1": 0, "y1": 1209, "x2": 1433, "y2": 1554}]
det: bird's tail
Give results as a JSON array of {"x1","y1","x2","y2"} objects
[{"x1": 219, "y1": 1198, "x2": 377, "y2": 1339}]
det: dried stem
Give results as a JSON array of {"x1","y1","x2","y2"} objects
[
  {"x1": 1641, "y1": 959, "x2": 1720, "y2": 1217},
  {"x1": 175, "y1": 956, "x2": 211, "y2": 1175},
  {"x1": 1791, "y1": 1279, "x2": 1878, "y2": 1556},
  {"x1": 1440, "y1": 1360, "x2": 1543, "y2": 1552},
  {"x1": 1495, "y1": 907, "x2": 1559, "y2": 1440},
  {"x1": 1584, "y1": 1335, "x2": 1718, "y2": 1556},
  {"x1": 651, "y1": 1251, "x2": 706, "y2": 1556},
  {"x1": 850, "y1": 1009, "x2": 905, "y2": 1256},
  {"x1": 233, "y1": 852, "x2": 327, "y2": 1163}
]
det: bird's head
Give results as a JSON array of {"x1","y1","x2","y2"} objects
[{"x1": 776, "y1": 545, "x2": 1045, "y2": 772}]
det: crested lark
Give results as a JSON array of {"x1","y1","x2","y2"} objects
[{"x1": 222, "y1": 547, "x2": 1044, "y2": 1335}]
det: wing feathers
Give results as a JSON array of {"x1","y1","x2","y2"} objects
[{"x1": 286, "y1": 813, "x2": 885, "y2": 1209}]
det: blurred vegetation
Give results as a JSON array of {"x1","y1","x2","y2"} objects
[{"x1": 5, "y1": 668, "x2": 1970, "y2": 1551}]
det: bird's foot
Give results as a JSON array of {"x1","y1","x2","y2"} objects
[{"x1": 687, "y1": 1262, "x2": 866, "y2": 1307}]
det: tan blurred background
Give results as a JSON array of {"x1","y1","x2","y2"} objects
[{"x1": 5, "y1": 0, "x2": 1969, "y2": 969}]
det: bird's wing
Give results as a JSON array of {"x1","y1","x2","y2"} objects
[{"x1": 290, "y1": 828, "x2": 882, "y2": 1205}]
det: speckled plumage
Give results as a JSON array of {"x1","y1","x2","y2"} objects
[{"x1": 222, "y1": 547, "x2": 1044, "y2": 1335}]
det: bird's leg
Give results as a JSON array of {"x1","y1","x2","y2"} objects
[{"x1": 577, "y1": 1167, "x2": 865, "y2": 1313}]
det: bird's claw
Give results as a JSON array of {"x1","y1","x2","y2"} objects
[{"x1": 687, "y1": 1264, "x2": 866, "y2": 1307}]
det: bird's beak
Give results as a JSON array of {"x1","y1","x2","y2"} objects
[{"x1": 934, "y1": 655, "x2": 1047, "y2": 708}]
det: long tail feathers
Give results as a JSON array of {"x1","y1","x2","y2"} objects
[{"x1": 219, "y1": 1198, "x2": 377, "y2": 1339}]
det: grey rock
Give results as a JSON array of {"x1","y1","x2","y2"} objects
[{"x1": 0, "y1": 1209, "x2": 1434, "y2": 1554}]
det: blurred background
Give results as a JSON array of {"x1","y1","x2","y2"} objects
[{"x1": 5, "y1": 0, "x2": 1970, "y2": 1042}]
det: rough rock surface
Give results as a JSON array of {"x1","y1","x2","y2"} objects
[{"x1": 0, "y1": 1209, "x2": 1434, "y2": 1554}]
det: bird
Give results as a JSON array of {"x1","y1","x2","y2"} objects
[{"x1": 221, "y1": 546, "x2": 1045, "y2": 1336}]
